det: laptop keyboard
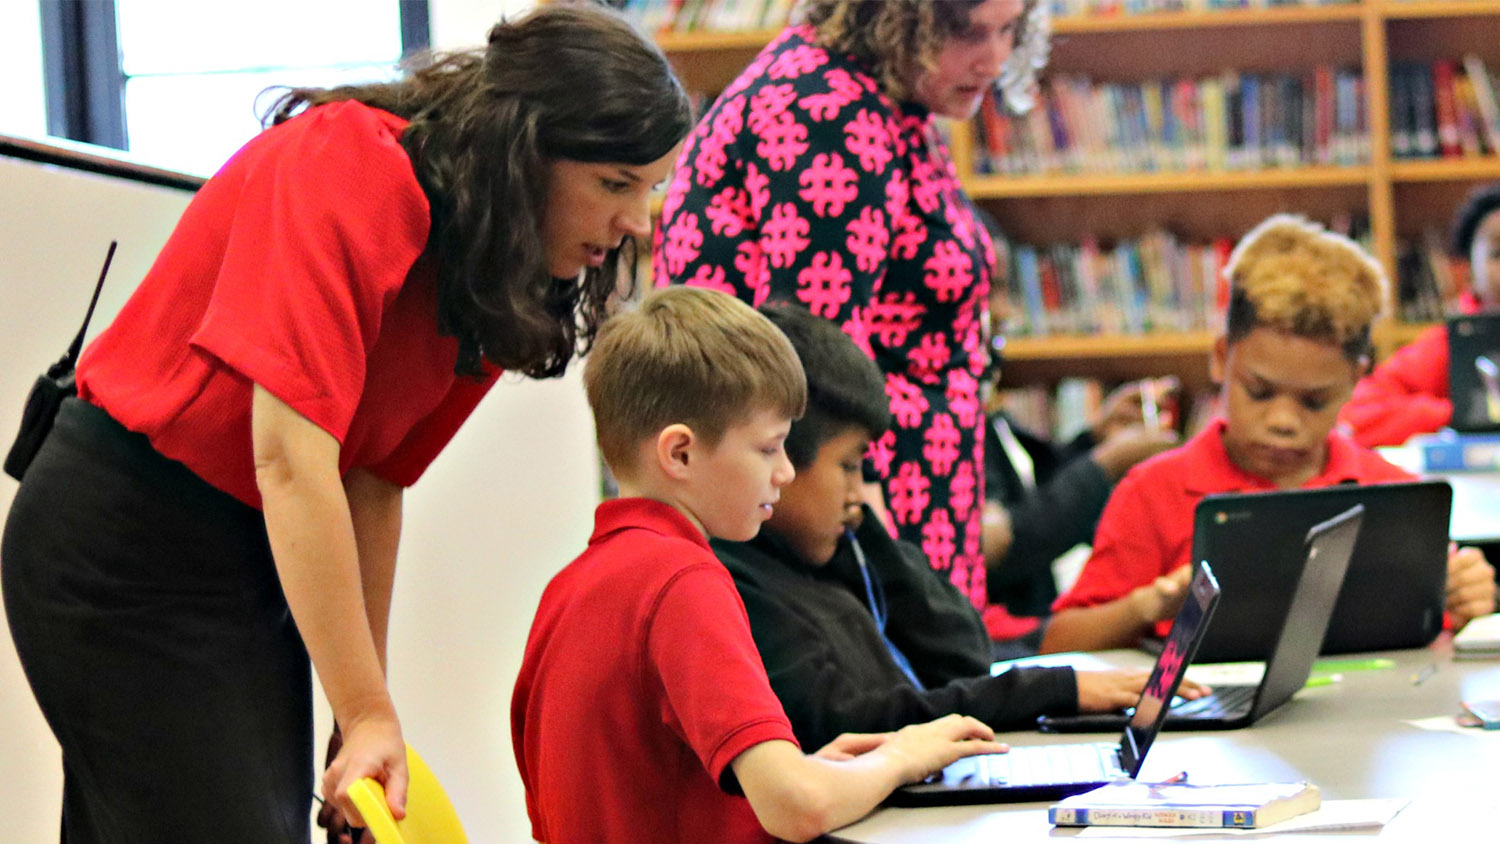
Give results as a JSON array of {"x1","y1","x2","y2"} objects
[
  {"x1": 1169, "y1": 683, "x2": 1256, "y2": 719},
  {"x1": 955, "y1": 742, "x2": 1117, "y2": 787}
]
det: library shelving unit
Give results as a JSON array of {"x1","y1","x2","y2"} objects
[{"x1": 646, "y1": 1, "x2": 1500, "y2": 399}]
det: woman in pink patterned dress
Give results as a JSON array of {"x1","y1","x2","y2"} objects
[{"x1": 655, "y1": 0, "x2": 1047, "y2": 614}]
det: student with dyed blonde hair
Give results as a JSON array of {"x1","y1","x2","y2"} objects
[
  {"x1": 511, "y1": 286, "x2": 1006, "y2": 844},
  {"x1": 1039, "y1": 214, "x2": 1495, "y2": 654}
]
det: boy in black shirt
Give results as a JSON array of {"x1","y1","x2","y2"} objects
[{"x1": 711, "y1": 305, "x2": 1201, "y2": 750}]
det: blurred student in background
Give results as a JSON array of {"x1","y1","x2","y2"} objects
[
  {"x1": 1342, "y1": 181, "x2": 1500, "y2": 446},
  {"x1": 1040, "y1": 214, "x2": 1495, "y2": 654},
  {"x1": 976, "y1": 212, "x2": 1178, "y2": 653}
]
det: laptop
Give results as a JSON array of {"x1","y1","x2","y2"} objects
[
  {"x1": 1187, "y1": 481, "x2": 1450, "y2": 663},
  {"x1": 885, "y1": 560, "x2": 1221, "y2": 807},
  {"x1": 1038, "y1": 505, "x2": 1364, "y2": 734},
  {"x1": 1448, "y1": 313, "x2": 1500, "y2": 433}
]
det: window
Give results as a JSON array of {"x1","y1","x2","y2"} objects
[{"x1": 42, "y1": 0, "x2": 429, "y2": 177}]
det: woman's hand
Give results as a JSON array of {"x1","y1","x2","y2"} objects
[
  {"x1": 321, "y1": 712, "x2": 408, "y2": 831},
  {"x1": 317, "y1": 728, "x2": 377, "y2": 844}
]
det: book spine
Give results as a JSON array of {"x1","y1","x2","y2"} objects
[
  {"x1": 1434, "y1": 60, "x2": 1462, "y2": 158},
  {"x1": 1050, "y1": 806, "x2": 1258, "y2": 827},
  {"x1": 1390, "y1": 64, "x2": 1413, "y2": 157}
]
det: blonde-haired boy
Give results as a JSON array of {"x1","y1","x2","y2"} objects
[
  {"x1": 511, "y1": 286, "x2": 1005, "y2": 844},
  {"x1": 1040, "y1": 215, "x2": 1494, "y2": 653}
]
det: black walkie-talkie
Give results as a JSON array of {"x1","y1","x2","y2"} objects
[{"x1": 4, "y1": 241, "x2": 117, "y2": 481}]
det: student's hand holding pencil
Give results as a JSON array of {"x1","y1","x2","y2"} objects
[{"x1": 1095, "y1": 376, "x2": 1181, "y2": 440}]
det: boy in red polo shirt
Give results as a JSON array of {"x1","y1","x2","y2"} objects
[
  {"x1": 1040, "y1": 215, "x2": 1496, "y2": 654},
  {"x1": 510, "y1": 287, "x2": 1006, "y2": 844}
]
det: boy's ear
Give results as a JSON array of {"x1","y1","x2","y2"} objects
[
  {"x1": 1355, "y1": 353, "x2": 1373, "y2": 378},
  {"x1": 1210, "y1": 335, "x2": 1230, "y2": 385},
  {"x1": 655, "y1": 423, "x2": 696, "y2": 480}
]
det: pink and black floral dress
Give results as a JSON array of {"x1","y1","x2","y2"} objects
[{"x1": 654, "y1": 25, "x2": 996, "y2": 608}]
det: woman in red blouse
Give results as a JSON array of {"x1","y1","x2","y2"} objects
[
  {"x1": 1, "y1": 7, "x2": 689, "y2": 843},
  {"x1": 656, "y1": 0, "x2": 1049, "y2": 613}
]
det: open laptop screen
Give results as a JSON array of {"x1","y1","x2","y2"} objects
[
  {"x1": 1120, "y1": 560, "x2": 1220, "y2": 775},
  {"x1": 1449, "y1": 314, "x2": 1500, "y2": 433}
]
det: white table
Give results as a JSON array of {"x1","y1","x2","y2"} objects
[{"x1": 828, "y1": 643, "x2": 1500, "y2": 842}]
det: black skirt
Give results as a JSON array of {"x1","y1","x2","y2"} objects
[{"x1": 2, "y1": 398, "x2": 313, "y2": 844}]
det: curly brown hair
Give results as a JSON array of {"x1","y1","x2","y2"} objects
[
  {"x1": 261, "y1": 3, "x2": 691, "y2": 378},
  {"x1": 1223, "y1": 214, "x2": 1388, "y2": 362},
  {"x1": 799, "y1": 0, "x2": 1031, "y2": 102}
]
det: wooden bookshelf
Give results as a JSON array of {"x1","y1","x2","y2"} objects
[
  {"x1": 1050, "y1": 4, "x2": 1364, "y2": 33},
  {"x1": 641, "y1": 0, "x2": 1500, "y2": 386},
  {"x1": 655, "y1": 28, "x2": 781, "y2": 51},
  {"x1": 965, "y1": 166, "x2": 1371, "y2": 199}
]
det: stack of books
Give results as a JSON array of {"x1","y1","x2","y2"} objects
[
  {"x1": 1049, "y1": 780, "x2": 1322, "y2": 829},
  {"x1": 1454, "y1": 614, "x2": 1500, "y2": 660},
  {"x1": 1412, "y1": 429, "x2": 1500, "y2": 472}
]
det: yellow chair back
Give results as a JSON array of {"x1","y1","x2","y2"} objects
[{"x1": 348, "y1": 744, "x2": 468, "y2": 844}]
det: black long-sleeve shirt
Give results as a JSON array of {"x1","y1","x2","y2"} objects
[
  {"x1": 712, "y1": 509, "x2": 1077, "y2": 751},
  {"x1": 984, "y1": 411, "x2": 1114, "y2": 616}
]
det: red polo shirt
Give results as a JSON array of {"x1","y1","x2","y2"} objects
[
  {"x1": 1053, "y1": 419, "x2": 1414, "y2": 635},
  {"x1": 512, "y1": 498, "x2": 799, "y2": 844},
  {"x1": 1340, "y1": 324, "x2": 1452, "y2": 448}
]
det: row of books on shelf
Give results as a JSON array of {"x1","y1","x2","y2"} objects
[
  {"x1": 998, "y1": 221, "x2": 1462, "y2": 338},
  {"x1": 999, "y1": 231, "x2": 1233, "y2": 338},
  {"x1": 1390, "y1": 55, "x2": 1500, "y2": 160},
  {"x1": 614, "y1": 0, "x2": 1377, "y2": 35},
  {"x1": 997, "y1": 377, "x2": 1218, "y2": 443},
  {"x1": 1046, "y1": 0, "x2": 1356, "y2": 16},
  {"x1": 608, "y1": 0, "x2": 795, "y2": 34},
  {"x1": 974, "y1": 68, "x2": 1368, "y2": 177}
]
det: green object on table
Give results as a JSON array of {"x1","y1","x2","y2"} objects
[{"x1": 1312, "y1": 657, "x2": 1395, "y2": 674}]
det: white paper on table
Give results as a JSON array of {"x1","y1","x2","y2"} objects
[
  {"x1": 1183, "y1": 662, "x2": 1266, "y2": 686},
  {"x1": 1072, "y1": 798, "x2": 1409, "y2": 838},
  {"x1": 991, "y1": 651, "x2": 1117, "y2": 675},
  {"x1": 1405, "y1": 715, "x2": 1500, "y2": 737}
]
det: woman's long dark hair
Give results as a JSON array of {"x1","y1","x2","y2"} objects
[{"x1": 262, "y1": 3, "x2": 692, "y2": 377}]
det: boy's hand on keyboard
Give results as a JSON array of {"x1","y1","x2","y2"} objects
[
  {"x1": 1076, "y1": 669, "x2": 1210, "y2": 712},
  {"x1": 881, "y1": 714, "x2": 1010, "y2": 783},
  {"x1": 813, "y1": 731, "x2": 895, "y2": 761}
]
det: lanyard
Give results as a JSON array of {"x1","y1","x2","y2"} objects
[{"x1": 847, "y1": 529, "x2": 925, "y2": 691}]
